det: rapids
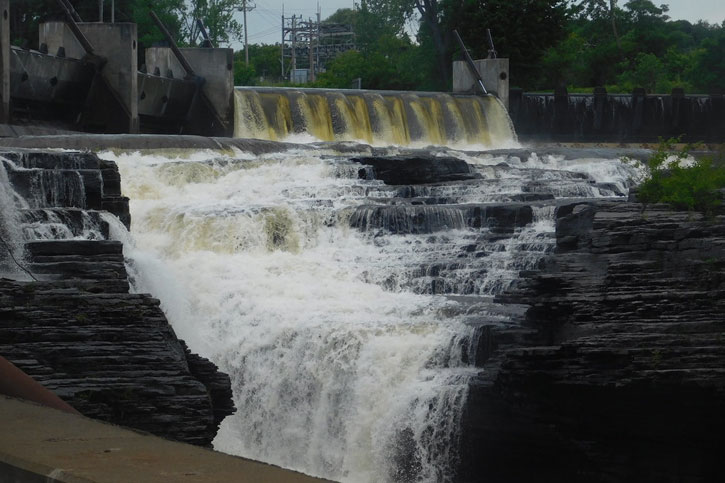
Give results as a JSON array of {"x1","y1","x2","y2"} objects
[
  {"x1": 0, "y1": 89, "x2": 643, "y2": 482},
  {"x1": 97, "y1": 142, "x2": 641, "y2": 482}
]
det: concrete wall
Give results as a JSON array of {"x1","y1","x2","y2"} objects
[
  {"x1": 145, "y1": 47, "x2": 234, "y2": 126},
  {"x1": 78, "y1": 23, "x2": 139, "y2": 133},
  {"x1": 0, "y1": 395, "x2": 331, "y2": 483},
  {"x1": 453, "y1": 58, "x2": 510, "y2": 109},
  {"x1": 38, "y1": 21, "x2": 139, "y2": 133},
  {"x1": 509, "y1": 87, "x2": 725, "y2": 143},
  {"x1": 39, "y1": 22, "x2": 84, "y2": 59}
]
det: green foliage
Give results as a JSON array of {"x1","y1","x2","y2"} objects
[
  {"x1": 313, "y1": 7, "x2": 425, "y2": 91},
  {"x1": 130, "y1": 0, "x2": 185, "y2": 53},
  {"x1": 315, "y1": 35, "x2": 424, "y2": 91},
  {"x1": 182, "y1": 0, "x2": 244, "y2": 46},
  {"x1": 542, "y1": 0, "x2": 725, "y2": 92},
  {"x1": 442, "y1": 0, "x2": 570, "y2": 89},
  {"x1": 234, "y1": 59, "x2": 256, "y2": 85},
  {"x1": 637, "y1": 139, "x2": 725, "y2": 215}
]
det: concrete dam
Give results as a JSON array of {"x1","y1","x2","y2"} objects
[{"x1": 233, "y1": 88, "x2": 515, "y2": 147}]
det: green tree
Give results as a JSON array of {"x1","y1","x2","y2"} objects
[
  {"x1": 616, "y1": 52, "x2": 665, "y2": 92},
  {"x1": 181, "y1": 0, "x2": 244, "y2": 46},
  {"x1": 234, "y1": 57, "x2": 256, "y2": 85},
  {"x1": 247, "y1": 44, "x2": 283, "y2": 81},
  {"x1": 689, "y1": 27, "x2": 725, "y2": 92},
  {"x1": 316, "y1": 34, "x2": 424, "y2": 90},
  {"x1": 441, "y1": 0, "x2": 570, "y2": 89}
]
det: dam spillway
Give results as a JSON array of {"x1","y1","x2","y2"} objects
[{"x1": 234, "y1": 88, "x2": 517, "y2": 147}]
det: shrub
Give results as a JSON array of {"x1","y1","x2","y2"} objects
[{"x1": 637, "y1": 139, "x2": 725, "y2": 215}]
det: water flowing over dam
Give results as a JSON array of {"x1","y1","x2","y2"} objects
[
  {"x1": 98, "y1": 143, "x2": 638, "y2": 481},
  {"x1": 0, "y1": 94, "x2": 642, "y2": 481},
  {"x1": 234, "y1": 88, "x2": 517, "y2": 147}
]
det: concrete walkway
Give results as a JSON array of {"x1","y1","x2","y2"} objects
[{"x1": 0, "y1": 396, "x2": 332, "y2": 483}]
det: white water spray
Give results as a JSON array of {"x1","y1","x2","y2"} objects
[{"x1": 97, "y1": 143, "x2": 640, "y2": 482}]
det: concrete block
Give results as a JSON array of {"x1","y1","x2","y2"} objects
[{"x1": 453, "y1": 58, "x2": 510, "y2": 109}]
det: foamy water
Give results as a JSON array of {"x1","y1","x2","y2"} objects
[{"x1": 97, "y1": 143, "x2": 640, "y2": 482}]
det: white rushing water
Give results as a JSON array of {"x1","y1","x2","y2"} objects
[{"x1": 97, "y1": 144, "x2": 641, "y2": 482}]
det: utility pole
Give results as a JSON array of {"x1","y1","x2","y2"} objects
[
  {"x1": 98, "y1": 0, "x2": 103, "y2": 22},
  {"x1": 242, "y1": 0, "x2": 255, "y2": 65},
  {"x1": 291, "y1": 15, "x2": 297, "y2": 75},
  {"x1": 308, "y1": 17, "x2": 314, "y2": 82},
  {"x1": 281, "y1": 12, "x2": 285, "y2": 80},
  {"x1": 315, "y1": 6, "x2": 321, "y2": 82}
]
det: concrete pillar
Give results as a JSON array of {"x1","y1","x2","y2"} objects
[
  {"x1": 78, "y1": 23, "x2": 139, "y2": 133},
  {"x1": 553, "y1": 86, "x2": 569, "y2": 137},
  {"x1": 453, "y1": 58, "x2": 510, "y2": 109},
  {"x1": 670, "y1": 87, "x2": 686, "y2": 131},
  {"x1": 631, "y1": 88, "x2": 646, "y2": 135},
  {"x1": 0, "y1": 0, "x2": 9, "y2": 123},
  {"x1": 182, "y1": 48, "x2": 234, "y2": 124},
  {"x1": 593, "y1": 86, "x2": 607, "y2": 131}
]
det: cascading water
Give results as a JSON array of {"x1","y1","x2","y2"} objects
[
  {"x1": 0, "y1": 154, "x2": 109, "y2": 279},
  {"x1": 0, "y1": 89, "x2": 643, "y2": 482},
  {"x1": 96, "y1": 140, "x2": 641, "y2": 482},
  {"x1": 234, "y1": 88, "x2": 518, "y2": 148}
]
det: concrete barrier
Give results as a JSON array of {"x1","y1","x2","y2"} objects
[
  {"x1": 509, "y1": 87, "x2": 725, "y2": 144},
  {"x1": 0, "y1": 395, "x2": 331, "y2": 483}
]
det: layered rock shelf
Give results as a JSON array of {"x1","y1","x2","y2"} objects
[
  {"x1": 0, "y1": 150, "x2": 234, "y2": 446},
  {"x1": 461, "y1": 201, "x2": 725, "y2": 482}
]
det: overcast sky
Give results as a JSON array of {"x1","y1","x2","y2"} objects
[{"x1": 232, "y1": 0, "x2": 725, "y2": 48}]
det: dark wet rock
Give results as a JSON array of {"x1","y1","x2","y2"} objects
[
  {"x1": 0, "y1": 149, "x2": 234, "y2": 447},
  {"x1": 349, "y1": 204, "x2": 533, "y2": 234},
  {"x1": 1, "y1": 150, "x2": 130, "y2": 230},
  {"x1": 352, "y1": 155, "x2": 480, "y2": 185},
  {"x1": 460, "y1": 201, "x2": 725, "y2": 482},
  {"x1": 0, "y1": 134, "x2": 308, "y2": 156}
]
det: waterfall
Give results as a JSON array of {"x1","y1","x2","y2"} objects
[
  {"x1": 0, "y1": 153, "x2": 109, "y2": 279},
  {"x1": 97, "y1": 144, "x2": 641, "y2": 482},
  {"x1": 0, "y1": 157, "x2": 27, "y2": 278},
  {"x1": 233, "y1": 88, "x2": 518, "y2": 148}
]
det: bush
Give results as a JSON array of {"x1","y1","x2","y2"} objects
[{"x1": 637, "y1": 139, "x2": 725, "y2": 215}]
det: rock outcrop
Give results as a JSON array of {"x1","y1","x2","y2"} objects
[
  {"x1": 461, "y1": 201, "x2": 725, "y2": 482},
  {"x1": 0, "y1": 150, "x2": 234, "y2": 446},
  {"x1": 352, "y1": 155, "x2": 481, "y2": 185}
]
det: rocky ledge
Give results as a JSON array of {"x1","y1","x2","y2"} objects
[
  {"x1": 0, "y1": 150, "x2": 234, "y2": 446},
  {"x1": 461, "y1": 201, "x2": 725, "y2": 482}
]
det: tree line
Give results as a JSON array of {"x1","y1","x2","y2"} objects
[
  {"x1": 242, "y1": 0, "x2": 725, "y2": 94},
  {"x1": 12, "y1": 1, "x2": 725, "y2": 93}
]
